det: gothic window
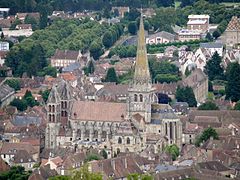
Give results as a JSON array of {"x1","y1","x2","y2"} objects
[
  {"x1": 49, "y1": 105, "x2": 51, "y2": 112},
  {"x1": 61, "y1": 102, "x2": 64, "y2": 108},
  {"x1": 52, "y1": 114, "x2": 55, "y2": 122},
  {"x1": 118, "y1": 137, "x2": 122, "y2": 144},
  {"x1": 134, "y1": 94, "x2": 138, "y2": 102},
  {"x1": 139, "y1": 94, "x2": 143, "y2": 102},
  {"x1": 49, "y1": 114, "x2": 51, "y2": 122},
  {"x1": 127, "y1": 137, "x2": 130, "y2": 144},
  {"x1": 52, "y1": 105, "x2": 55, "y2": 112},
  {"x1": 65, "y1": 101, "x2": 67, "y2": 108}
]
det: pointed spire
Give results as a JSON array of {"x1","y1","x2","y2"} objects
[
  {"x1": 47, "y1": 85, "x2": 61, "y2": 104},
  {"x1": 133, "y1": 13, "x2": 151, "y2": 85}
]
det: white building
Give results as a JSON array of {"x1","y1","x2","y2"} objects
[
  {"x1": 177, "y1": 29, "x2": 202, "y2": 42},
  {"x1": 0, "y1": 41, "x2": 9, "y2": 51},
  {"x1": 200, "y1": 42, "x2": 223, "y2": 57}
]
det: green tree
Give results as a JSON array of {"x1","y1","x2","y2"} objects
[
  {"x1": 206, "y1": 32, "x2": 213, "y2": 41},
  {"x1": 0, "y1": 166, "x2": 31, "y2": 180},
  {"x1": 39, "y1": 5, "x2": 48, "y2": 29},
  {"x1": 10, "y1": 98, "x2": 28, "y2": 111},
  {"x1": 85, "y1": 154, "x2": 101, "y2": 162},
  {"x1": 71, "y1": 164, "x2": 102, "y2": 180},
  {"x1": 234, "y1": 101, "x2": 240, "y2": 110},
  {"x1": 90, "y1": 41, "x2": 104, "y2": 60},
  {"x1": 100, "y1": 149, "x2": 108, "y2": 159},
  {"x1": 49, "y1": 175, "x2": 70, "y2": 180},
  {"x1": 87, "y1": 60, "x2": 95, "y2": 75},
  {"x1": 102, "y1": 31, "x2": 113, "y2": 48},
  {"x1": 164, "y1": 144, "x2": 179, "y2": 161},
  {"x1": 128, "y1": 21, "x2": 138, "y2": 35},
  {"x1": 176, "y1": 86, "x2": 197, "y2": 107},
  {"x1": 24, "y1": 14, "x2": 38, "y2": 30},
  {"x1": 42, "y1": 66, "x2": 57, "y2": 77},
  {"x1": 225, "y1": 62, "x2": 240, "y2": 102},
  {"x1": 24, "y1": 90, "x2": 39, "y2": 107},
  {"x1": 204, "y1": 52, "x2": 224, "y2": 81},
  {"x1": 5, "y1": 79, "x2": 20, "y2": 91},
  {"x1": 212, "y1": 30, "x2": 221, "y2": 39},
  {"x1": 195, "y1": 127, "x2": 219, "y2": 147},
  {"x1": 127, "y1": 173, "x2": 153, "y2": 180},
  {"x1": 185, "y1": 68, "x2": 191, "y2": 77},
  {"x1": 41, "y1": 89, "x2": 50, "y2": 103},
  {"x1": 105, "y1": 67, "x2": 118, "y2": 83},
  {"x1": 198, "y1": 101, "x2": 219, "y2": 110}
]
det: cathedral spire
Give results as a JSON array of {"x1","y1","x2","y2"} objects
[{"x1": 133, "y1": 14, "x2": 151, "y2": 85}]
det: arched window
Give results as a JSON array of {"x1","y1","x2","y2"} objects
[
  {"x1": 139, "y1": 94, "x2": 143, "y2": 102},
  {"x1": 127, "y1": 137, "x2": 130, "y2": 144},
  {"x1": 52, "y1": 105, "x2": 55, "y2": 112},
  {"x1": 52, "y1": 114, "x2": 55, "y2": 122},
  {"x1": 61, "y1": 102, "x2": 64, "y2": 108},
  {"x1": 49, "y1": 105, "x2": 51, "y2": 112},
  {"x1": 65, "y1": 101, "x2": 67, "y2": 108},
  {"x1": 118, "y1": 137, "x2": 122, "y2": 144},
  {"x1": 49, "y1": 114, "x2": 51, "y2": 122},
  {"x1": 134, "y1": 94, "x2": 138, "y2": 102}
]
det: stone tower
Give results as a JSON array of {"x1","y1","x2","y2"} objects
[
  {"x1": 128, "y1": 14, "x2": 156, "y2": 123},
  {"x1": 45, "y1": 85, "x2": 61, "y2": 149}
]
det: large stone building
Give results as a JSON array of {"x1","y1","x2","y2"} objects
[
  {"x1": 45, "y1": 15, "x2": 182, "y2": 156},
  {"x1": 221, "y1": 16, "x2": 240, "y2": 47}
]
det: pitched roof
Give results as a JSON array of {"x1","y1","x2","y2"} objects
[
  {"x1": 47, "y1": 85, "x2": 61, "y2": 104},
  {"x1": 183, "y1": 68, "x2": 207, "y2": 89},
  {"x1": 12, "y1": 150, "x2": 35, "y2": 163},
  {"x1": 0, "y1": 84, "x2": 14, "y2": 102},
  {"x1": 29, "y1": 165, "x2": 58, "y2": 180},
  {"x1": 226, "y1": 16, "x2": 240, "y2": 31},
  {"x1": 148, "y1": 31, "x2": 175, "y2": 41},
  {"x1": 197, "y1": 161, "x2": 230, "y2": 172},
  {"x1": 71, "y1": 101, "x2": 126, "y2": 122},
  {"x1": 62, "y1": 62, "x2": 81, "y2": 72},
  {"x1": 62, "y1": 152, "x2": 86, "y2": 169},
  {"x1": 11, "y1": 115, "x2": 42, "y2": 127},
  {"x1": 51, "y1": 49, "x2": 80, "y2": 60},
  {"x1": 0, "y1": 142, "x2": 38, "y2": 155},
  {"x1": 200, "y1": 42, "x2": 223, "y2": 49},
  {"x1": 0, "y1": 157, "x2": 10, "y2": 172}
]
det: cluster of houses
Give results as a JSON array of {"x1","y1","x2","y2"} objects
[{"x1": 1, "y1": 5, "x2": 240, "y2": 180}]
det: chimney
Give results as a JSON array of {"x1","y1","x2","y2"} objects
[
  {"x1": 124, "y1": 158, "x2": 127, "y2": 169},
  {"x1": 111, "y1": 159, "x2": 115, "y2": 171}
]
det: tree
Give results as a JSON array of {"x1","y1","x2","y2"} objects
[
  {"x1": 127, "y1": 173, "x2": 153, "y2": 180},
  {"x1": 225, "y1": 62, "x2": 240, "y2": 102},
  {"x1": 185, "y1": 68, "x2": 191, "y2": 77},
  {"x1": 39, "y1": 5, "x2": 48, "y2": 29},
  {"x1": 0, "y1": 166, "x2": 31, "y2": 180},
  {"x1": 24, "y1": 90, "x2": 39, "y2": 107},
  {"x1": 71, "y1": 164, "x2": 102, "y2": 180},
  {"x1": 100, "y1": 149, "x2": 108, "y2": 159},
  {"x1": 124, "y1": 8, "x2": 140, "y2": 21},
  {"x1": 204, "y1": 52, "x2": 224, "y2": 81},
  {"x1": 234, "y1": 101, "x2": 240, "y2": 110},
  {"x1": 198, "y1": 101, "x2": 219, "y2": 110},
  {"x1": 10, "y1": 98, "x2": 28, "y2": 111},
  {"x1": 195, "y1": 127, "x2": 218, "y2": 147},
  {"x1": 206, "y1": 32, "x2": 213, "y2": 41},
  {"x1": 155, "y1": 0, "x2": 174, "y2": 7},
  {"x1": 128, "y1": 21, "x2": 138, "y2": 35},
  {"x1": 176, "y1": 86, "x2": 197, "y2": 107},
  {"x1": 105, "y1": 67, "x2": 118, "y2": 83},
  {"x1": 164, "y1": 144, "x2": 179, "y2": 161},
  {"x1": 85, "y1": 154, "x2": 101, "y2": 162},
  {"x1": 212, "y1": 30, "x2": 221, "y2": 39},
  {"x1": 5, "y1": 79, "x2": 20, "y2": 91},
  {"x1": 90, "y1": 41, "x2": 104, "y2": 60},
  {"x1": 102, "y1": 31, "x2": 113, "y2": 48},
  {"x1": 87, "y1": 60, "x2": 95, "y2": 75},
  {"x1": 41, "y1": 89, "x2": 50, "y2": 103},
  {"x1": 25, "y1": 14, "x2": 38, "y2": 30}
]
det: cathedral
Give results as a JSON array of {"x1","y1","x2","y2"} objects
[{"x1": 45, "y1": 15, "x2": 182, "y2": 156}]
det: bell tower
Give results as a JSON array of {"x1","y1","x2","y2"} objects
[{"x1": 128, "y1": 14, "x2": 156, "y2": 123}]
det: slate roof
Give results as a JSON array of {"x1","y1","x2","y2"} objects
[
  {"x1": 62, "y1": 62, "x2": 81, "y2": 72},
  {"x1": 200, "y1": 42, "x2": 223, "y2": 49},
  {"x1": 71, "y1": 101, "x2": 126, "y2": 122},
  {"x1": 0, "y1": 142, "x2": 38, "y2": 155},
  {"x1": 11, "y1": 115, "x2": 41, "y2": 126},
  {"x1": 0, "y1": 84, "x2": 14, "y2": 102},
  {"x1": 183, "y1": 68, "x2": 208, "y2": 89},
  {"x1": 148, "y1": 31, "x2": 175, "y2": 41},
  {"x1": 151, "y1": 104, "x2": 178, "y2": 123}
]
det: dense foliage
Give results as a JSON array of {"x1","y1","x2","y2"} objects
[
  {"x1": 225, "y1": 62, "x2": 240, "y2": 102},
  {"x1": 104, "y1": 67, "x2": 118, "y2": 83},
  {"x1": 198, "y1": 101, "x2": 219, "y2": 110},
  {"x1": 204, "y1": 52, "x2": 224, "y2": 81},
  {"x1": 195, "y1": 127, "x2": 219, "y2": 146},
  {"x1": 4, "y1": 79, "x2": 21, "y2": 91},
  {"x1": 164, "y1": 144, "x2": 180, "y2": 161},
  {"x1": 176, "y1": 86, "x2": 197, "y2": 107},
  {"x1": 0, "y1": 166, "x2": 31, "y2": 180},
  {"x1": 10, "y1": 90, "x2": 39, "y2": 111}
]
